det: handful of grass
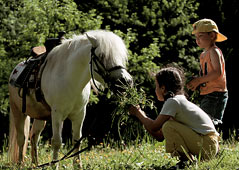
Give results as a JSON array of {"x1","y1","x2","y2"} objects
[
  {"x1": 116, "y1": 85, "x2": 155, "y2": 112},
  {"x1": 112, "y1": 85, "x2": 156, "y2": 141}
]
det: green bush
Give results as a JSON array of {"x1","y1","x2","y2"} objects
[{"x1": 0, "y1": 0, "x2": 102, "y2": 59}]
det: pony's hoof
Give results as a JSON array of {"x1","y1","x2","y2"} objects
[{"x1": 73, "y1": 159, "x2": 83, "y2": 170}]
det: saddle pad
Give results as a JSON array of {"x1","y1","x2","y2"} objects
[{"x1": 9, "y1": 61, "x2": 27, "y2": 87}]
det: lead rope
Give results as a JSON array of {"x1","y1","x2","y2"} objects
[
  {"x1": 32, "y1": 114, "x2": 99, "y2": 170},
  {"x1": 32, "y1": 135, "x2": 94, "y2": 169}
]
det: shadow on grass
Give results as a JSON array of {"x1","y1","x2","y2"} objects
[{"x1": 0, "y1": 165, "x2": 13, "y2": 170}]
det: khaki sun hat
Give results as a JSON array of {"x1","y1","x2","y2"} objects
[{"x1": 192, "y1": 18, "x2": 227, "y2": 42}]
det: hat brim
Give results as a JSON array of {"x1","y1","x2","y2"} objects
[
  {"x1": 216, "y1": 33, "x2": 227, "y2": 42},
  {"x1": 192, "y1": 30, "x2": 227, "y2": 42}
]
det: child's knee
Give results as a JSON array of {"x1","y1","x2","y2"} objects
[{"x1": 162, "y1": 120, "x2": 175, "y2": 135}]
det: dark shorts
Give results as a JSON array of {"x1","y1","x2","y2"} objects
[{"x1": 200, "y1": 91, "x2": 228, "y2": 124}]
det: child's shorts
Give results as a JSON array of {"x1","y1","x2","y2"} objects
[
  {"x1": 200, "y1": 91, "x2": 228, "y2": 125},
  {"x1": 162, "y1": 120, "x2": 219, "y2": 160}
]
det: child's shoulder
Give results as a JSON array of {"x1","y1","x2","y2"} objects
[
  {"x1": 210, "y1": 46, "x2": 222, "y2": 52},
  {"x1": 209, "y1": 46, "x2": 222, "y2": 59}
]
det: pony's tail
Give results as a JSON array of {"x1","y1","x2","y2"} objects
[{"x1": 8, "y1": 108, "x2": 30, "y2": 163}]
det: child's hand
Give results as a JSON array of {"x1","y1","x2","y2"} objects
[
  {"x1": 128, "y1": 105, "x2": 141, "y2": 116},
  {"x1": 187, "y1": 77, "x2": 201, "y2": 91},
  {"x1": 157, "y1": 128, "x2": 164, "y2": 142}
]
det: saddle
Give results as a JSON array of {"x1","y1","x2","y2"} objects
[
  {"x1": 31, "y1": 46, "x2": 46, "y2": 57},
  {"x1": 10, "y1": 32, "x2": 66, "y2": 113}
]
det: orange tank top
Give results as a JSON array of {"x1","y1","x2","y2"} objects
[{"x1": 199, "y1": 46, "x2": 227, "y2": 95}]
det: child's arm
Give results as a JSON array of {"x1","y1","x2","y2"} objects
[
  {"x1": 128, "y1": 105, "x2": 171, "y2": 141},
  {"x1": 149, "y1": 128, "x2": 164, "y2": 142}
]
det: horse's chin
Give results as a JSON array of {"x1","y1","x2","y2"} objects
[
  {"x1": 111, "y1": 86, "x2": 125, "y2": 95},
  {"x1": 110, "y1": 78, "x2": 133, "y2": 95}
]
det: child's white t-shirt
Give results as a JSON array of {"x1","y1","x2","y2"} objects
[{"x1": 160, "y1": 95, "x2": 219, "y2": 136}]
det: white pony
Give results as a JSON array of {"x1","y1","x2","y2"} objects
[{"x1": 8, "y1": 30, "x2": 132, "y2": 168}]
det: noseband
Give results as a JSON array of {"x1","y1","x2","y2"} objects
[{"x1": 90, "y1": 47, "x2": 126, "y2": 91}]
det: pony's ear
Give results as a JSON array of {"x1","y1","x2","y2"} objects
[{"x1": 85, "y1": 33, "x2": 97, "y2": 48}]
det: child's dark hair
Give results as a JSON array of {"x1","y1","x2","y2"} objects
[{"x1": 156, "y1": 67, "x2": 185, "y2": 100}]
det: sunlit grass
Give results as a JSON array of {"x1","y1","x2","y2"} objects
[{"x1": 1, "y1": 135, "x2": 239, "y2": 170}]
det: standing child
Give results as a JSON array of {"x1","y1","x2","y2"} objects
[
  {"x1": 129, "y1": 67, "x2": 219, "y2": 169},
  {"x1": 187, "y1": 18, "x2": 228, "y2": 125}
]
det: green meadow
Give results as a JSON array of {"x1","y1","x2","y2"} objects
[{"x1": 1, "y1": 135, "x2": 239, "y2": 170}]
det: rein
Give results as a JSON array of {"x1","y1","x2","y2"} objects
[
  {"x1": 31, "y1": 135, "x2": 95, "y2": 169},
  {"x1": 33, "y1": 110, "x2": 100, "y2": 169},
  {"x1": 89, "y1": 47, "x2": 126, "y2": 92}
]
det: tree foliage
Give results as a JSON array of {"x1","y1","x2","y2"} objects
[
  {"x1": 78, "y1": 0, "x2": 200, "y2": 69},
  {"x1": 0, "y1": 0, "x2": 102, "y2": 59}
]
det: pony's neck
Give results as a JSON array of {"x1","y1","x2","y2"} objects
[
  {"x1": 49, "y1": 39, "x2": 92, "y2": 90},
  {"x1": 68, "y1": 42, "x2": 92, "y2": 88}
]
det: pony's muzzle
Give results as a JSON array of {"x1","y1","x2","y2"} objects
[{"x1": 110, "y1": 76, "x2": 133, "y2": 94}]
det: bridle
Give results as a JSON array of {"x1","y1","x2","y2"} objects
[{"x1": 89, "y1": 47, "x2": 126, "y2": 92}]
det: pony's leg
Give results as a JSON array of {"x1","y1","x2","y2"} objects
[
  {"x1": 71, "y1": 109, "x2": 86, "y2": 169},
  {"x1": 30, "y1": 119, "x2": 46, "y2": 165},
  {"x1": 13, "y1": 108, "x2": 30, "y2": 163},
  {"x1": 51, "y1": 111, "x2": 63, "y2": 169},
  {"x1": 71, "y1": 121, "x2": 83, "y2": 169},
  {"x1": 8, "y1": 105, "x2": 30, "y2": 164}
]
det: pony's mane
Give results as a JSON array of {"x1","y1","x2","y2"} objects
[{"x1": 63, "y1": 30, "x2": 128, "y2": 69}]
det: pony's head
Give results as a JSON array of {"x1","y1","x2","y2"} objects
[{"x1": 85, "y1": 30, "x2": 133, "y2": 93}]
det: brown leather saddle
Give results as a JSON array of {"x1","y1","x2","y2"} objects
[{"x1": 12, "y1": 32, "x2": 66, "y2": 113}]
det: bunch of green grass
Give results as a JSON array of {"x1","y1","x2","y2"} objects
[
  {"x1": 116, "y1": 85, "x2": 155, "y2": 111},
  {"x1": 111, "y1": 85, "x2": 156, "y2": 143}
]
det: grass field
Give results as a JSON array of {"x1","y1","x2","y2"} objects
[{"x1": 0, "y1": 135, "x2": 239, "y2": 170}]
